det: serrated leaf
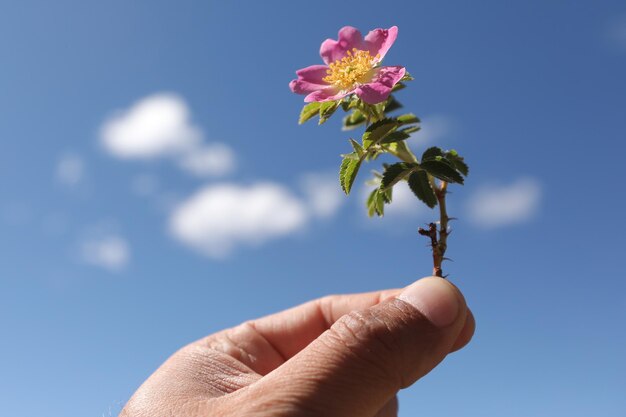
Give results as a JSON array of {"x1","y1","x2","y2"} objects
[
  {"x1": 397, "y1": 113, "x2": 420, "y2": 125},
  {"x1": 445, "y1": 150, "x2": 469, "y2": 176},
  {"x1": 381, "y1": 162, "x2": 418, "y2": 189},
  {"x1": 421, "y1": 146, "x2": 444, "y2": 161},
  {"x1": 375, "y1": 189, "x2": 385, "y2": 215},
  {"x1": 408, "y1": 171, "x2": 438, "y2": 208},
  {"x1": 379, "y1": 130, "x2": 411, "y2": 144},
  {"x1": 362, "y1": 118, "x2": 398, "y2": 148},
  {"x1": 401, "y1": 72, "x2": 414, "y2": 81},
  {"x1": 339, "y1": 154, "x2": 362, "y2": 194},
  {"x1": 299, "y1": 102, "x2": 321, "y2": 124},
  {"x1": 349, "y1": 138, "x2": 364, "y2": 157},
  {"x1": 366, "y1": 189, "x2": 379, "y2": 217},
  {"x1": 382, "y1": 186, "x2": 393, "y2": 203},
  {"x1": 401, "y1": 125, "x2": 420, "y2": 134},
  {"x1": 420, "y1": 159, "x2": 465, "y2": 184},
  {"x1": 319, "y1": 101, "x2": 339, "y2": 125}
]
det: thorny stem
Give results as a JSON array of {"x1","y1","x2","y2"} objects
[
  {"x1": 389, "y1": 146, "x2": 451, "y2": 278},
  {"x1": 368, "y1": 104, "x2": 452, "y2": 278},
  {"x1": 434, "y1": 181, "x2": 449, "y2": 277}
]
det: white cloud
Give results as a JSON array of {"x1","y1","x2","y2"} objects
[
  {"x1": 100, "y1": 93, "x2": 237, "y2": 179},
  {"x1": 300, "y1": 173, "x2": 344, "y2": 218},
  {"x1": 178, "y1": 143, "x2": 236, "y2": 177},
  {"x1": 169, "y1": 183, "x2": 308, "y2": 258},
  {"x1": 466, "y1": 178, "x2": 541, "y2": 228},
  {"x1": 56, "y1": 153, "x2": 84, "y2": 186},
  {"x1": 409, "y1": 114, "x2": 454, "y2": 146},
  {"x1": 80, "y1": 235, "x2": 130, "y2": 271},
  {"x1": 100, "y1": 93, "x2": 200, "y2": 159}
]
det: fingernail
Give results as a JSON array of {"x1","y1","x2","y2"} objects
[{"x1": 397, "y1": 277, "x2": 461, "y2": 328}]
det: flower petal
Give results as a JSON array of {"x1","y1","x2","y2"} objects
[
  {"x1": 319, "y1": 26, "x2": 364, "y2": 65},
  {"x1": 363, "y1": 26, "x2": 398, "y2": 62},
  {"x1": 289, "y1": 65, "x2": 331, "y2": 94},
  {"x1": 355, "y1": 66, "x2": 406, "y2": 104},
  {"x1": 295, "y1": 65, "x2": 329, "y2": 84},
  {"x1": 305, "y1": 86, "x2": 349, "y2": 103}
]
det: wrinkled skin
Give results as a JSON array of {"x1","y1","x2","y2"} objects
[{"x1": 122, "y1": 277, "x2": 475, "y2": 417}]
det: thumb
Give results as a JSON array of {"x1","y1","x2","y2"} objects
[{"x1": 246, "y1": 277, "x2": 469, "y2": 416}]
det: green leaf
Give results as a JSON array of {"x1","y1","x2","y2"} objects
[
  {"x1": 319, "y1": 101, "x2": 339, "y2": 125},
  {"x1": 401, "y1": 72, "x2": 414, "y2": 81},
  {"x1": 375, "y1": 190, "x2": 385, "y2": 215},
  {"x1": 420, "y1": 159, "x2": 465, "y2": 184},
  {"x1": 388, "y1": 140, "x2": 418, "y2": 164},
  {"x1": 401, "y1": 125, "x2": 420, "y2": 134},
  {"x1": 379, "y1": 130, "x2": 411, "y2": 144},
  {"x1": 408, "y1": 171, "x2": 438, "y2": 208},
  {"x1": 339, "y1": 153, "x2": 362, "y2": 194},
  {"x1": 342, "y1": 109, "x2": 366, "y2": 130},
  {"x1": 391, "y1": 82, "x2": 406, "y2": 92},
  {"x1": 381, "y1": 186, "x2": 393, "y2": 203},
  {"x1": 349, "y1": 138, "x2": 364, "y2": 157},
  {"x1": 421, "y1": 146, "x2": 444, "y2": 161},
  {"x1": 366, "y1": 188, "x2": 386, "y2": 217},
  {"x1": 362, "y1": 118, "x2": 398, "y2": 148},
  {"x1": 381, "y1": 162, "x2": 418, "y2": 189},
  {"x1": 299, "y1": 102, "x2": 321, "y2": 124},
  {"x1": 383, "y1": 96, "x2": 403, "y2": 113},
  {"x1": 445, "y1": 150, "x2": 469, "y2": 176},
  {"x1": 397, "y1": 113, "x2": 420, "y2": 125},
  {"x1": 366, "y1": 189, "x2": 379, "y2": 217}
]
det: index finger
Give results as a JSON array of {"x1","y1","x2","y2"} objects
[{"x1": 249, "y1": 288, "x2": 401, "y2": 360}]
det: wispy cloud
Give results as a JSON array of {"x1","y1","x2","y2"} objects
[
  {"x1": 56, "y1": 153, "x2": 84, "y2": 186},
  {"x1": 300, "y1": 172, "x2": 344, "y2": 219},
  {"x1": 80, "y1": 235, "x2": 130, "y2": 271},
  {"x1": 466, "y1": 178, "x2": 541, "y2": 228},
  {"x1": 169, "y1": 183, "x2": 308, "y2": 258},
  {"x1": 409, "y1": 114, "x2": 455, "y2": 146},
  {"x1": 100, "y1": 93, "x2": 236, "y2": 177},
  {"x1": 178, "y1": 143, "x2": 236, "y2": 177}
]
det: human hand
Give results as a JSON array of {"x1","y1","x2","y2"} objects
[{"x1": 121, "y1": 277, "x2": 475, "y2": 417}]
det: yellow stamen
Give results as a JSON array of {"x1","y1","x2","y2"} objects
[{"x1": 323, "y1": 48, "x2": 379, "y2": 91}]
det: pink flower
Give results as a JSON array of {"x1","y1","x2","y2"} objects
[{"x1": 290, "y1": 26, "x2": 405, "y2": 105}]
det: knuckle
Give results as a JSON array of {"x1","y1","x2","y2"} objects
[{"x1": 326, "y1": 301, "x2": 419, "y2": 385}]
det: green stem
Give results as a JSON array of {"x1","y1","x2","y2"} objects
[{"x1": 385, "y1": 146, "x2": 417, "y2": 164}]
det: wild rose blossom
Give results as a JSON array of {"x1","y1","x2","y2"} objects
[{"x1": 289, "y1": 26, "x2": 405, "y2": 104}]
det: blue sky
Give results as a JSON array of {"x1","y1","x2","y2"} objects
[{"x1": 1, "y1": 1, "x2": 625, "y2": 416}]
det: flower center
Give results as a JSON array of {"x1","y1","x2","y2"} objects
[{"x1": 323, "y1": 48, "x2": 379, "y2": 91}]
